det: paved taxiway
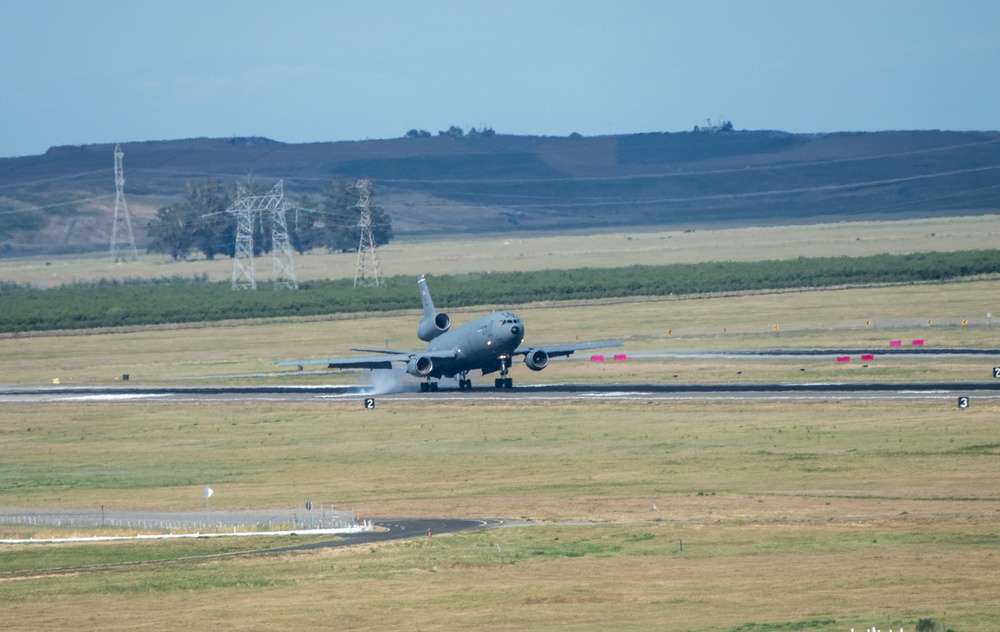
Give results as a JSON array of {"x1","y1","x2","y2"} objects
[{"x1": 267, "y1": 518, "x2": 501, "y2": 554}]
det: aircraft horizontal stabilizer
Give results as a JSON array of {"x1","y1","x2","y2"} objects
[{"x1": 274, "y1": 354, "x2": 409, "y2": 370}]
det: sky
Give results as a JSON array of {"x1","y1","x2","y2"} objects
[{"x1": 2, "y1": 0, "x2": 999, "y2": 158}]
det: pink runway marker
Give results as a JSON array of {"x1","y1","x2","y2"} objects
[
  {"x1": 912, "y1": 339, "x2": 925, "y2": 346},
  {"x1": 861, "y1": 354, "x2": 874, "y2": 361},
  {"x1": 889, "y1": 340, "x2": 902, "y2": 347},
  {"x1": 591, "y1": 355, "x2": 605, "y2": 362},
  {"x1": 837, "y1": 356, "x2": 850, "y2": 363},
  {"x1": 613, "y1": 354, "x2": 627, "y2": 361}
]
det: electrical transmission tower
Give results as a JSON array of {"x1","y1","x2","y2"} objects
[
  {"x1": 270, "y1": 187, "x2": 298, "y2": 290},
  {"x1": 353, "y1": 179, "x2": 383, "y2": 288},
  {"x1": 226, "y1": 180, "x2": 296, "y2": 290},
  {"x1": 110, "y1": 144, "x2": 138, "y2": 262}
]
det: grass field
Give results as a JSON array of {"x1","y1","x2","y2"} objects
[
  {"x1": 2, "y1": 214, "x2": 998, "y2": 288},
  {"x1": 2, "y1": 218, "x2": 999, "y2": 630},
  {"x1": 1, "y1": 396, "x2": 998, "y2": 630}
]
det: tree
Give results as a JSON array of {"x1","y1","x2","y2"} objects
[
  {"x1": 146, "y1": 203, "x2": 197, "y2": 261},
  {"x1": 294, "y1": 178, "x2": 393, "y2": 253},
  {"x1": 438, "y1": 125, "x2": 464, "y2": 138},
  {"x1": 186, "y1": 180, "x2": 233, "y2": 259},
  {"x1": 146, "y1": 180, "x2": 232, "y2": 261}
]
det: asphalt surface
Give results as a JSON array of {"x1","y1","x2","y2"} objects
[
  {"x1": 265, "y1": 518, "x2": 501, "y2": 554},
  {"x1": 3, "y1": 380, "x2": 1000, "y2": 405}
]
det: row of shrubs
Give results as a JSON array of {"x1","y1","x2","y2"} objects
[{"x1": 2, "y1": 250, "x2": 998, "y2": 333}]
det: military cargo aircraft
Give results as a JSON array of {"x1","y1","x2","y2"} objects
[{"x1": 276, "y1": 275, "x2": 622, "y2": 391}]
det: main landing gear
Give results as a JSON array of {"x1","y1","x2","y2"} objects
[
  {"x1": 419, "y1": 381, "x2": 439, "y2": 392},
  {"x1": 457, "y1": 372, "x2": 473, "y2": 390}
]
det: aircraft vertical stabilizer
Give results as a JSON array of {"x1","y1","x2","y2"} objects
[{"x1": 418, "y1": 275, "x2": 436, "y2": 319}]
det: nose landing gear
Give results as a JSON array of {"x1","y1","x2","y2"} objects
[{"x1": 494, "y1": 356, "x2": 513, "y2": 389}]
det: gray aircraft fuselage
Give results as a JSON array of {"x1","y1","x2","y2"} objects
[{"x1": 422, "y1": 311, "x2": 524, "y2": 379}]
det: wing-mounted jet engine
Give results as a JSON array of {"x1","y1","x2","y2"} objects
[
  {"x1": 407, "y1": 355, "x2": 434, "y2": 377},
  {"x1": 523, "y1": 348, "x2": 549, "y2": 371}
]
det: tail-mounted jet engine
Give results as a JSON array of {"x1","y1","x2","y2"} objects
[
  {"x1": 407, "y1": 355, "x2": 434, "y2": 377},
  {"x1": 417, "y1": 311, "x2": 450, "y2": 342},
  {"x1": 524, "y1": 348, "x2": 549, "y2": 371}
]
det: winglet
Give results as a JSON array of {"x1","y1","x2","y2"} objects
[{"x1": 418, "y1": 274, "x2": 436, "y2": 319}]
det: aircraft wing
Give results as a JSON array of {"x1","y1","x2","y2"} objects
[
  {"x1": 349, "y1": 347, "x2": 409, "y2": 354},
  {"x1": 513, "y1": 340, "x2": 624, "y2": 359},
  {"x1": 275, "y1": 349, "x2": 457, "y2": 370}
]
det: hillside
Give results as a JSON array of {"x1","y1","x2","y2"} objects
[{"x1": 1, "y1": 129, "x2": 998, "y2": 255}]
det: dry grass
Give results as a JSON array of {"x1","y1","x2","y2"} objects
[
  {"x1": 6, "y1": 398, "x2": 998, "y2": 518},
  {"x1": 1, "y1": 396, "x2": 999, "y2": 630},
  {"x1": 2, "y1": 214, "x2": 998, "y2": 288}
]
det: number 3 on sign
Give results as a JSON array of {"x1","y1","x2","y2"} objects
[
  {"x1": 364, "y1": 398, "x2": 375, "y2": 409},
  {"x1": 957, "y1": 397, "x2": 970, "y2": 410}
]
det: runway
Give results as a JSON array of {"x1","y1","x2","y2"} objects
[
  {"x1": 3, "y1": 380, "x2": 1000, "y2": 404},
  {"x1": 2, "y1": 347, "x2": 997, "y2": 404}
]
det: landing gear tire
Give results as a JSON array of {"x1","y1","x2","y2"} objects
[{"x1": 420, "y1": 382, "x2": 439, "y2": 393}]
